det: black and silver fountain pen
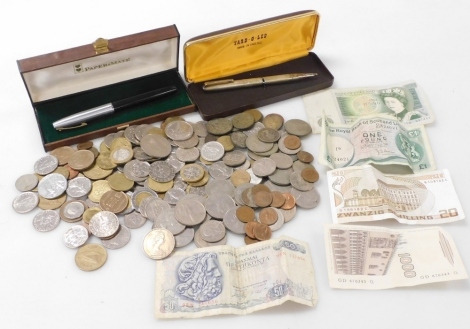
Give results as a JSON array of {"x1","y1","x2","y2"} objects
[
  {"x1": 53, "y1": 85, "x2": 177, "y2": 130},
  {"x1": 203, "y1": 73, "x2": 317, "y2": 91}
]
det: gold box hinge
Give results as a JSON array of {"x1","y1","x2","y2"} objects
[{"x1": 93, "y1": 38, "x2": 109, "y2": 54}]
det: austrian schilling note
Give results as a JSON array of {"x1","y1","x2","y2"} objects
[
  {"x1": 304, "y1": 80, "x2": 434, "y2": 134},
  {"x1": 155, "y1": 236, "x2": 318, "y2": 318},
  {"x1": 325, "y1": 224, "x2": 468, "y2": 289},
  {"x1": 319, "y1": 115, "x2": 436, "y2": 173},
  {"x1": 327, "y1": 165, "x2": 464, "y2": 225}
]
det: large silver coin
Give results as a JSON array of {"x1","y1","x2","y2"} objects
[
  {"x1": 12, "y1": 192, "x2": 39, "y2": 213},
  {"x1": 66, "y1": 176, "x2": 92, "y2": 198},
  {"x1": 194, "y1": 228, "x2": 227, "y2": 248},
  {"x1": 164, "y1": 121, "x2": 194, "y2": 141},
  {"x1": 174, "y1": 227, "x2": 195, "y2": 248},
  {"x1": 144, "y1": 198, "x2": 171, "y2": 221},
  {"x1": 140, "y1": 134, "x2": 171, "y2": 158},
  {"x1": 200, "y1": 141, "x2": 225, "y2": 162},
  {"x1": 205, "y1": 179, "x2": 235, "y2": 197},
  {"x1": 124, "y1": 211, "x2": 147, "y2": 229},
  {"x1": 34, "y1": 155, "x2": 58, "y2": 175},
  {"x1": 284, "y1": 119, "x2": 312, "y2": 137},
  {"x1": 37, "y1": 173, "x2": 67, "y2": 199},
  {"x1": 143, "y1": 228, "x2": 175, "y2": 260},
  {"x1": 199, "y1": 220, "x2": 226, "y2": 243},
  {"x1": 175, "y1": 147, "x2": 200, "y2": 162},
  {"x1": 163, "y1": 188, "x2": 186, "y2": 205},
  {"x1": 252, "y1": 158, "x2": 277, "y2": 177},
  {"x1": 209, "y1": 161, "x2": 233, "y2": 180},
  {"x1": 289, "y1": 171, "x2": 314, "y2": 191},
  {"x1": 33, "y1": 210, "x2": 60, "y2": 232},
  {"x1": 270, "y1": 208, "x2": 285, "y2": 232},
  {"x1": 205, "y1": 194, "x2": 235, "y2": 219},
  {"x1": 222, "y1": 150, "x2": 246, "y2": 167},
  {"x1": 63, "y1": 225, "x2": 89, "y2": 248},
  {"x1": 245, "y1": 134, "x2": 273, "y2": 153},
  {"x1": 268, "y1": 168, "x2": 294, "y2": 186},
  {"x1": 174, "y1": 133, "x2": 199, "y2": 149},
  {"x1": 174, "y1": 199, "x2": 206, "y2": 226},
  {"x1": 280, "y1": 206, "x2": 297, "y2": 223},
  {"x1": 153, "y1": 209, "x2": 186, "y2": 235},
  {"x1": 102, "y1": 225, "x2": 131, "y2": 250},
  {"x1": 290, "y1": 187, "x2": 320, "y2": 209},
  {"x1": 89, "y1": 211, "x2": 120, "y2": 238},
  {"x1": 166, "y1": 153, "x2": 185, "y2": 172},
  {"x1": 15, "y1": 174, "x2": 39, "y2": 192},
  {"x1": 223, "y1": 206, "x2": 246, "y2": 234},
  {"x1": 270, "y1": 152, "x2": 294, "y2": 169}
]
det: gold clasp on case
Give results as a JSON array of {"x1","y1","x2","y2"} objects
[{"x1": 93, "y1": 38, "x2": 109, "y2": 54}]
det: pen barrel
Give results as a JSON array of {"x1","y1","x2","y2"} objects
[
  {"x1": 113, "y1": 86, "x2": 177, "y2": 111},
  {"x1": 52, "y1": 104, "x2": 114, "y2": 129}
]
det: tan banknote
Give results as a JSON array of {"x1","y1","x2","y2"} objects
[
  {"x1": 303, "y1": 80, "x2": 434, "y2": 134},
  {"x1": 154, "y1": 236, "x2": 318, "y2": 318},
  {"x1": 327, "y1": 165, "x2": 464, "y2": 225},
  {"x1": 325, "y1": 224, "x2": 468, "y2": 289},
  {"x1": 319, "y1": 115, "x2": 436, "y2": 173}
]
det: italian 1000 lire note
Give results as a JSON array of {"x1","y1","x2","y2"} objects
[
  {"x1": 319, "y1": 115, "x2": 436, "y2": 173},
  {"x1": 327, "y1": 165, "x2": 465, "y2": 225},
  {"x1": 154, "y1": 236, "x2": 318, "y2": 318},
  {"x1": 325, "y1": 224, "x2": 468, "y2": 289},
  {"x1": 303, "y1": 80, "x2": 434, "y2": 134}
]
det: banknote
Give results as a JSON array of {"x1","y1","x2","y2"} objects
[
  {"x1": 154, "y1": 236, "x2": 318, "y2": 318},
  {"x1": 319, "y1": 115, "x2": 436, "y2": 173},
  {"x1": 303, "y1": 80, "x2": 434, "y2": 134},
  {"x1": 324, "y1": 224, "x2": 468, "y2": 289},
  {"x1": 327, "y1": 165, "x2": 465, "y2": 225}
]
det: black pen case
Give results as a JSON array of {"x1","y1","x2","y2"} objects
[
  {"x1": 17, "y1": 25, "x2": 195, "y2": 151},
  {"x1": 184, "y1": 10, "x2": 334, "y2": 120}
]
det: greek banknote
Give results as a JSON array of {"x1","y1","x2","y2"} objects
[
  {"x1": 154, "y1": 236, "x2": 318, "y2": 318},
  {"x1": 303, "y1": 80, "x2": 434, "y2": 134},
  {"x1": 327, "y1": 165, "x2": 464, "y2": 225},
  {"x1": 319, "y1": 115, "x2": 435, "y2": 173},
  {"x1": 325, "y1": 224, "x2": 468, "y2": 289}
]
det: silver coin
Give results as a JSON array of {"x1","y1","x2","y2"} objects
[
  {"x1": 194, "y1": 228, "x2": 227, "y2": 248},
  {"x1": 234, "y1": 158, "x2": 251, "y2": 171},
  {"x1": 292, "y1": 160, "x2": 314, "y2": 172},
  {"x1": 33, "y1": 210, "x2": 60, "y2": 232},
  {"x1": 230, "y1": 131, "x2": 247, "y2": 148},
  {"x1": 175, "y1": 147, "x2": 200, "y2": 162},
  {"x1": 131, "y1": 187, "x2": 158, "y2": 213},
  {"x1": 153, "y1": 209, "x2": 186, "y2": 235},
  {"x1": 270, "y1": 152, "x2": 294, "y2": 169},
  {"x1": 145, "y1": 198, "x2": 171, "y2": 221},
  {"x1": 205, "y1": 179, "x2": 235, "y2": 197},
  {"x1": 89, "y1": 211, "x2": 120, "y2": 238},
  {"x1": 245, "y1": 134, "x2": 273, "y2": 153},
  {"x1": 253, "y1": 142, "x2": 279, "y2": 157},
  {"x1": 104, "y1": 131, "x2": 124, "y2": 148},
  {"x1": 280, "y1": 206, "x2": 297, "y2": 223},
  {"x1": 37, "y1": 173, "x2": 67, "y2": 199},
  {"x1": 290, "y1": 187, "x2": 320, "y2": 209},
  {"x1": 199, "y1": 220, "x2": 226, "y2": 243},
  {"x1": 200, "y1": 141, "x2": 225, "y2": 161},
  {"x1": 133, "y1": 147, "x2": 155, "y2": 161},
  {"x1": 124, "y1": 125, "x2": 140, "y2": 145},
  {"x1": 268, "y1": 168, "x2": 294, "y2": 186},
  {"x1": 165, "y1": 121, "x2": 194, "y2": 141},
  {"x1": 192, "y1": 121, "x2": 208, "y2": 137},
  {"x1": 134, "y1": 124, "x2": 150, "y2": 141},
  {"x1": 223, "y1": 206, "x2": 246, "y2": 234},
  {"x1": 278, "y1": 135, "x2": 302, "y2": 155},
  {"x1": 270, "y1": 208, "x2": 285, "y2": 232},
  {"x1": 102, "y1": 225, "x2": 131, "y2": 249},
  {"x1": 13, "y1": 192, "x2": 39, "y2": 213},
  {"x1": 205, "y1": 194, "x2": 235, "y2": 219},
  {"x1": 263, "y1": 180, "x2": 292, "y2": 193},
  {"x1": 140, "y1": 134, "x2": 172, "y2": 158},
  {"x1": 173, "y1": 175, "x2": 188, "y2": 190},
  {"x1": 66, "y1": 176, "x2": 92, "y2": 198},
  {"x1": 63, "y1": 225, "x2": 89, "y2": 248},
  {"x1": 62, "y1": 201, "x2": 86, "y2": 220},
  {"x1": 257, "y1": 127, "x2": 281, "y2": 142},
  {"x1": 163, "y1": 188, "x2": 186, "y2": 205},
  {"x1": 166, "y1": 153, "x2": 185, "y2": 173},
  {"x1": 244, "y1": 121, "x2": 265, "y2": 136},
  {"x1": 124, "y1": 211, "x2": 147, "y2": 229},
  {"x1": 149, "y1": 161, "x2": 175, "y2": 183},
  {"x1": 123, "y1": 160, "x2": 149, "y2": 182},
  {"x1": 174, "y1": 227, "x2": 195, "y2": 247},
  {"x1": 138, "y1": 195, "x2": 159, "y2": 218},
  {"x1": 234, "y1": 183, "x2": 254, "y2": 206},
  {"x1": 15, "y1": 174, "x2": 39, "y2": 192},
  {"x1": 222, "y1": 150, "x2": 246, "y2": 167},
  {"x1": 174, "y1": 199, "x2": 206, "y2": 226},
  {"x1": 246, "y1": 168, "x2": 263, "y2": 184},
  {"x1": 179, "y1": 193, "x2": 207, "y2": 205},
  {"x1": 34, "y1": 155, "x2": 58, "y2": 175},
  {"x1": 185, "y1": 185, "x2": 207, "y2": 197},
  {"x1": 209, "y1": 161, "x2": 233, "y2": 179},
  {"x1": 247, "y1": 151, "x2": 263, "y2": 161},
  {"x1": 174, "y1": 133, "x2": 199, "y2": 148},
  {"x1": 284, "y1": 119, "x2": 312, "y2": 137},
  {"x1": 289, "y1": 171, "x2": 314, "y2": 191},
  {"x1": 252, "y1": 158, "x2": 277, "y2": 177},
  {"x1": 206, "y1": 117, "x2": 233, "y2": 135}
]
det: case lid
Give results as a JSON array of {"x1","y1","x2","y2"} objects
[
  {"x1": 18, "y1": 26, "x2": 179, "y2": 103},
  {"x1": 184, "y1": 10, "x2": 319, "y2": 83}
]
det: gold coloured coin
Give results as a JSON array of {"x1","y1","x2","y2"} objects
[
  {"x1": 99, "y1": 141, "x2": 109, "y2": 153},
  {"x1": 217, "y1": 135, "x2": 235, "y2": 152},
  {"x1": 262, "y1": 113, "x2": 284, "y2": 130},
  {"x1": 75, "y1": 244, "x2": 108, "y2": 271},
  {"x1": 206, "y1": 118, "x2": 233, "y2": 135},
  {"x1": 180, "y1": 164, "x2": 205, "y2": 183},
  {"x1": 144, "y1": 127, "x2": 166, "y2": 137},
  {"x1": 83, "y1": 207, "x2": 102, "y2": 225},
  {"x1": 148, "y1": 178, "x2": 174, "y2": 192},
  {"x1": 187, "y1": 170, "x2": 209, "y2": 187},
  {"x1": 88, "y1": 180, "x2": 112, "y2": 203},
  {"x1": 107, "y1": 172, "x2": 134, "y2": 191},
  {"x1": 38, "y1": 194, "x2": 67, "y2": 210},
  {"x1": 230, "y1": 170, "x2": 251, "y2": 187},
  {"x1": 50, "y1": 146, "x2": 75, "y2": 165},
  {"x1": 99, "y1": 190, "x2": 129, "y2": 213},
  {"x1": 83, "y1": 162, "x2": 113, "y2": 180},
  {"x1": 77, "y1": 141, "x2": 93, "y2": 150},
  {"x1": 232, "y1": 112, "x2": 255, "y2": 130},
  {"x1": 68, "y1": 150, "x2": 95, "y2": 171},
  {"x1": 110, "y1": 137, "x2": 132, "y2": 151},
  {"x1": 96, "y1": 151, "x2": 117, "y2": 170},
  {"x1": 243, "y1": 109, "x2": 263, "y2": 122},
  {"x1": 53, "y1": 166, "x2": 70, "y2": 179}
]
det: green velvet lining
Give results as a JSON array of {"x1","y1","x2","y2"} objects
[{"x1": 35, "y1": 69, "x2": 192, "y2": 145}]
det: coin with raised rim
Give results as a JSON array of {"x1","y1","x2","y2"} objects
[
  {"x1": 143, "y1": 228, "x2": 175, "y2": 260},
  {"x1": 75, "y1": 244, "x2": 108, "y2": 271}
]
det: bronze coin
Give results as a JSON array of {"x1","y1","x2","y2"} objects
[
  {"x1": 230, "y1": 170, "x2": 251, "y2": 187},
  {"x1": 283, "y1": 135, "x2": 301, "y2": 150},
  {"x1": 251, "y1": 184, "x2": 270, "y2": 195},
  {"x1": 253, "y1": 223, "x2": 272, "y2": 241},
  {"x1": 64, "y1": 164, "x2": 80, "y2": 179},
  {"x1": 243, "y1": 109, "x2": 263, "y2": 122},
  {"x1": 236, "y1": 206, "x2": 255, "y2": 223},
  {"x1": 253, "y1": 191, "x2": 273, "y2": 208},
  {"x1": 244, "y1": 235, "x2": 259, "y2": 245},
  {"x1": 259, "y1": 208, "x2": 278, "y2": 225},
  {"x1": 262, "y1": 113, "x2": 284, "y2": 130},
  {"x1": 281, "y1": 193, "x2": 296, "y2": 210},
  {"x1": 301, "y1": 167, "x2": 319, "y2": 183},
  {"x1": 99, "y1": 190, "x2": 129, "y2": 213},
  {"x1": 232, "y1": 112, "x2": 255, "y2": 130},
  {"x1": 77, "y1": 141, "x2": 94, "y2": 150},
  {"x1": 297, "y1": 150, "x2": 314, "y2": 163},
  {"x1": 244, "y1": 221, "x2": 259, "y2": 238},
  {"x1": 270, "y1": 191, "x2": 286, "y2": 208}
]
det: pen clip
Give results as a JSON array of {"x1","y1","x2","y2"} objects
[
  {"x1": 56, "y1": 123, "x2": 87, "y2": 131},
  {"x1": 203, "y1": 79, "x2": 234, "y2": 88}
]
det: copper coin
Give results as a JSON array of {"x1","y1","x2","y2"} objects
[
  {"x1": 244, "y1": 235, "x2": 259, "y2": 245},
  {"x1": 253, "y1": 191, "x2": 272, "y2": 208},
  {"x1": 283, "y1": 135, "x2": 301, "y2": 150},
  {"x1": 251, "y1": 184, "x2": 270, "y2": 195},
  {"x1": 259, "y1": 207, "x2": 278, "y2": 225},
  {"x1": 301, "y1": 167, "x2": 319, "y2": 183},
  {"x1": 270, "y1": 191, "x2": 286, "y2": 208},
  {"x1": 230, "y1": 170, "x2": 251, "y2": 187},
  {"x1": 253, "y1": 223, "x2": 272, "y2": 241},
  {"x1": 77, "y1": 141, "x2": 94, "y2": 150},
  {"x1": 244, "y1": 109, "x2": 263, "y2": 122},
  {"x1": 297, "y1": 150, "x2": 314, "y2": 163},
  {"x1": 68, "y1": 150, "x2": 95, "y2": 171},
  {"x1": 262, "y1": 113, "x2": 284, "y2": 130},
  {"x1": 244, "y1": 221, "x2": 259, "y2": 238},
  {"x1": 236, "y1": 206, "x2": 255, "y2": 223},
  {"x1": 281, "y1": 193, "x2": 296, "y2": 210}
]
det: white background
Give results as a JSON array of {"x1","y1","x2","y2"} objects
[{"x1": 1, "y1": 0, "x2": 469, "y2": 328}]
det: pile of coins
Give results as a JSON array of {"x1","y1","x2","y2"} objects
[{"x1": 12, "y1": 109, "x2": 320, "y2": 271}]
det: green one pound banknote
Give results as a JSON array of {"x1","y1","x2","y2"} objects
[
  {"x1": 327, "y1": 165, "x2": 464, "y2": 225},
  {"x1": 324, "y1": 224, "x2": 468, "y2": 289},
  {"x1": 304, "y1": 80, "x2": 434, "y2": 134},
  {"x1": 319, "y1": 115, "x2": 436, "y2": 173},
  {"x1": 154, "y1": 236, "x2": 317, "y2": 318}
]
